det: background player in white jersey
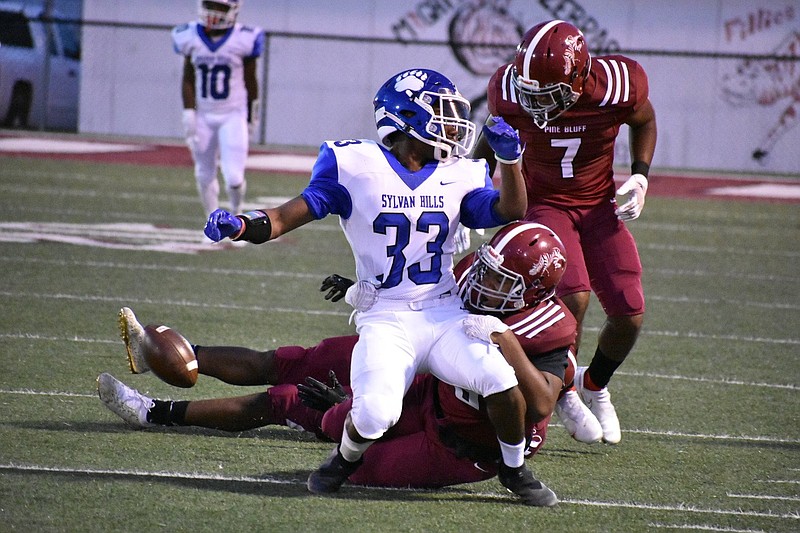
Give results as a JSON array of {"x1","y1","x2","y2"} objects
[
  {"x1": 202, "y1": 68, "x2": 556, "y2": 505},
  {"x1": 172, "y1": 0, "x2": 264, "y2": 220}
]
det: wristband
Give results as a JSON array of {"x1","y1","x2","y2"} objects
[
  {"x1": 631, "y1": 161, "x2": 650, "y2": 178},
  {"x1": 235, "y1": 210, "x2": 272, "y2": 244},
  {"x1": 495, "y1": 153, "x2": 521, "y2": 165}
]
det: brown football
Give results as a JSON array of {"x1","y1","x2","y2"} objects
[{"x1": 142, "y1": 324, "x2": 198, "y2": 388}]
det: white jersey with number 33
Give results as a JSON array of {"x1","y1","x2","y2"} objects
[{"x1": 304, "y1": 139, "x2": 501, "y2": 302}]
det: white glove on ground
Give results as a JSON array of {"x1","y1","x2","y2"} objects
[
  {"x1": 615, "y1": 173, "x2": 648, "y2": 221},
  {"x1": 463, "y1": 314, "x2": 510, "y2": 344},
  {"x1": 182, "y1": 109, "x2": 197, "y2": 152},
  {"x1": 345, "y1": 279, "x2": 379, "y2": 312}
]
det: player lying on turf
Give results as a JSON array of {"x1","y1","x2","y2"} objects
[{"x1": 98, "y1": 222, "x2": 593, "y2": 505}]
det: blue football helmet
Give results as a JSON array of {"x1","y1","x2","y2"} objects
[{"x1": 374, "y1": 69, "x2": 476, "y2": 161}]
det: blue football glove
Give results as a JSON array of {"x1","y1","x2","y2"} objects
[
  {"x1": 204, "y1": 209, "x2": 243, "y2": 242},
  {"x1": 482, "y1": 115, "x2": 523, "y2": 164}
]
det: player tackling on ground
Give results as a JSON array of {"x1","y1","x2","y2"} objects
[
  {"x1": 99, "y1": 221, "x2": 577, "y2": 506},
  {"x1": 197, "y1": 68, "x2": 558, "y2": 504}
]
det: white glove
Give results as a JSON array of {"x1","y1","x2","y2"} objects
[
  {"x1": 615, "y1": 173, "x2": 648, "y2": 221},
  {"x1": 344, "y1": 279, "x2": 379, "y2": 312},
  {"x1": 453, "y1": 225, "x2": 485, "y2": 254},
  {"x1": 453, "y1": 224, "x2": 471, "y2": 254},
  {"x1": 248, "y1": 100, "x2": 260, "y2": 139},
  {"x1": 181, "y1": 109, "x2": 197, "y2": 152},
  {"x1": 463, "y1": 314, "x2": 510, "y2": 344}
]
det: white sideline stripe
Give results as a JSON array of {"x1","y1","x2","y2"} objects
[
  {"x1": 708, "y1": 183, "x2": 800, "y2": 199},
  {"x1": 3, "y1": 256, "x2": 798, "y2": 307},
  {"x1": 0, "y1": 292, "x2": 350, "y2": 318},
  {"x1": 648, "y1": 295, "x2": 800, "y2": 311},
  {"x1": 0, "y1": 333, "x2": 119, "y2": 345},
  {"x1": 0, "y1": 293, "x2": 796, "y2": 346},
  {"x1": 642, "y1": 242, "x2": 800, "y2": 259},
  {"x1": 3, "y1": 308, "x2": 796, "y2": 348},
  {"x1": 635, "y1": 328, "x2": 799, "y2": 346},
  {"x1": 0, "y1": 389, "x2": 95, "y2": 398},
  {"x1": 622, "y1": 429, "x2": 800, "y2": 445},
  {"x1": 0, "y1": 220, "x2": 340, "y2": 255},
  {"x1": 0, "y1": 344, "x2": 792, "y2": 392},
  {"x1": 0, "y1": 217, "x2": 796, "y2": 259},
  {"x1": 635, "y1": 221, "x2": 800, "y2": 235},
  {"x1": 2, "y1": 388, "x2": 798, "y2": 445},
  {"x1": 246, "y1": 154, "x2": 316, "y2": 173},
  {"x1": 614, "y1": 370, "x2": 798, "y2": 390},
  {"x1": 0, "y1": 463, "x2": 295, "y2": 485},
  {"x1": 728, "y1": 493, "x2": 800, "y2": 502},
  {"x1": 1, "y1": 463, "x2": 797, "y2": 520},
  {"x1": 650, "y1": 267, "x2": 798, "y2": 284},
  {"x1": 0, "y1": 256, "x2": 325, "y2": 280},
  {"x1": 0, "y1": 138, "x2": 150, "y2": 153},
  {"x1": 649, "y1": 523, "x2": 766, "y2": 532},
  {"x1": 6, "y1": 256, "x2": 800, "y2": 296},
  {"x1": 568, "y1": 498, "x2": 797, "y2": 519}
]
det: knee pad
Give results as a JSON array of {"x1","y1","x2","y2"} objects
[{"x1": 349, "y1": 393, "x2": 401, "y2": 440}]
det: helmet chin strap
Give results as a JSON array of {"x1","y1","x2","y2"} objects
[
  {"x1": 403, "y1": 127, "x2": 452, "y2": 161},
  {"x1": 432, "y1": 144, "x2": 452, "y2": 161}
]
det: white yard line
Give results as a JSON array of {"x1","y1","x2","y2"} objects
[{"x1": 0, "y1": 463, "x2": 797, "y2": 521}]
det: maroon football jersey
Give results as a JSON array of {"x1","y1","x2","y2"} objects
[
  {"x1": 488, "y1": 55, "x2": 650, "y2": 208},
  {"x1": 273, "y1": 256, "x2": 574, "y2": 470},
  {"x1": 435, "y1": 295, "x2": 575, "y2": 450}
]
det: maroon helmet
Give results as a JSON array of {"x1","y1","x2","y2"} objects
[
  {"x1": 461, "y1": 222, "x2": 567, "y2": 313},
  {"x1": 512, "y1": 20, "x2": 591, "y2": 128}
]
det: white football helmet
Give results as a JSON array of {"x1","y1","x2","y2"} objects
[{"x1": 199, "y1": 0, "x2": 241, "y2": 30}]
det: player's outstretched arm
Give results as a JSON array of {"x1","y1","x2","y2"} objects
[{"x1": 204, "y1": 196, "x2": 315, "y2": 244}]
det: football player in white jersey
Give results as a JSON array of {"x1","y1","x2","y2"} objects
[
  {"x1": 203, "y1": 68, "x2": 554, "y2": 505},
  {"x1": 172, "y1": 0, "x2": 264, "y2": 220}
]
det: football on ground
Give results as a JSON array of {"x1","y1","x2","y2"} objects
[{"x1": 143, "y1": 325, "x2": 198, "y2": 388}]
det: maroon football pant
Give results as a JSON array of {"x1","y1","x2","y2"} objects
[
  {"x1": 267, "y1": 335, "x2": 548, "y2": 488},
  {"x1": 527, "y1": 201, "x2": 645, "y2": 316}
]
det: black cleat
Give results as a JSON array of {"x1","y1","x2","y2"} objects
[
  {"x1": 307, "y1": 448, "x2": 363, "y2": 494},
  {"x1": 498, "y1": 463, "x2": 558, "y2": 507}
]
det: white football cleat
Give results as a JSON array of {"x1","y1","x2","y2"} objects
[
  {"x1": 575, "y1": 366, "x2": 621, "y2": 444},
  {"x1": 555, "y1": 389, "x2": 603, "y2": 444},
  {"x1": 96, "y1": 373, "x2": 154, "y2": 428},
  {"x1": 118, "y1": 307, "x2": 150, "y2": 374}
]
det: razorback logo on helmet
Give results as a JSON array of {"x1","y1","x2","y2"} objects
[
  {"x1": 529, "y1": 247, "x2": 566, "y2": 278},
  {"x1": 562, "y1": 34, "x2": 584, "y2": 75},
  {"x1": 510, "y1": 20, "x2": 591, "y2": 127}
]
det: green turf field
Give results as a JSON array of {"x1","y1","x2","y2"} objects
[{"x1": 0, "y1": 154, "x2": 797, "y2": 532}]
